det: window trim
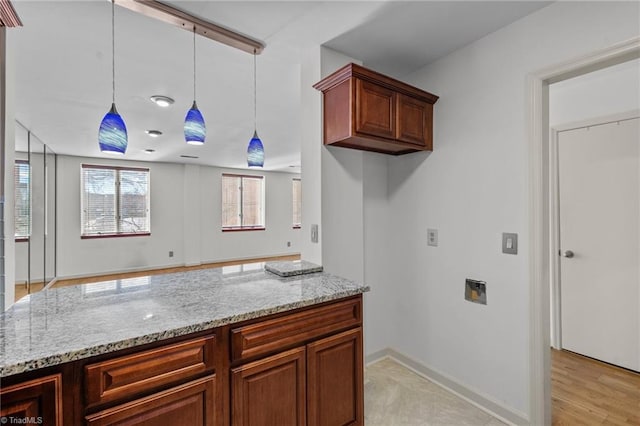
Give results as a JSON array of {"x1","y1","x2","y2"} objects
[
  {"x1": 14, "y1": 159, "x2": 31, "y2": 241},
  {"x1": 292, "y1": 177, "x2": 301, "y2": 229},
  {"x1": 221, "y1": 173, "x2": 265, "y2": 231},
  {"x1": 81, "y1": 164, "x2": 151, "y2": 238}
]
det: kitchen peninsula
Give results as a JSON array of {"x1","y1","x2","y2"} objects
[{"x1": 0, "y1": 261, "x2": 369, "y2": 425}]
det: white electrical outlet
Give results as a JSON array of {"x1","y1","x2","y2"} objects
[{"x1": 427, "y1": 229, "x2": 438, "y2": 247}]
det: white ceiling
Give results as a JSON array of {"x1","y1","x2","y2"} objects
[{"x1": 10, "y1": 1, "x2": 550, "y2": 172}]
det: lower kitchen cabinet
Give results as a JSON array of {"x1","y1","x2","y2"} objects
[
  {"x1": 232, "y1": 327, "x2": 363, "y2": 426},
  {"x1": 1, "y1": 295, "x2": 364, "y2": 426},
  {"x1": 307, "y1": 328, "x2": 363, "y2": 426},
  {"x1": 0, "y1": 374, "x2": 63, "y2": 425},
  {"x1": 232, "y1": 347, "x2": 306, "y2": 426},
  {"x1": 85, "y1": 375, "x2": 216, "y2": 426}
]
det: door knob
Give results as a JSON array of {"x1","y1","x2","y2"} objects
[{"x1": 562, "y1": 250, "x2": 574, "y2": 258}]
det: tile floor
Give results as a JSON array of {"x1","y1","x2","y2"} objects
[{"x1": 365, "y1": 358, "x2": 506, "y2": 426}]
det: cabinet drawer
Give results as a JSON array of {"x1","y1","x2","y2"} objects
[
  {"x1": 231, "y1": 297, "x2": 361, "y2": 362},
  {"x1": 85, "y1": 335, "x2": 215, "y2": 407},
  {"x1": 85, "y1": 375, "x2": 216, "y2": 426}
]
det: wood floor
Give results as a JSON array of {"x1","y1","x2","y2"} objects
[
  {"x1": 552, "y1": 349, "x2": 640, "y2": 425},
  {"x1": 14, "y1": 254, "x2": 300, "y2": 302}
]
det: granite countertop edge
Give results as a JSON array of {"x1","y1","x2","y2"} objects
[{"x1": 0, "y1": 286, "x2": 369, "y2": 378}]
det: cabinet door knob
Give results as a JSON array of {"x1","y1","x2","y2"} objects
[{"x1": 561, "y1": 250, "x2": 574, "y2": 258}]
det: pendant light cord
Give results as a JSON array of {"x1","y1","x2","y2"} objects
[
  {"x1": 253, "y1": 49, "x2": 257, "y2": 131},
  {"x1": 193, "y1": 26, "x2": 196, "y2": 101},
  {"x1": 112, "y1": 0, "x2": 115, "y2": 104}
]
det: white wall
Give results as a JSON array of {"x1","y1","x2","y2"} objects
[
  {"x1": 300, "y1": 46, "x2": 323, "y2": 265},
  {"x1": 369, "y1": 1, "x2": 640, "y2": 419},
  {"x1": 300, "y1": 46, "x2": 395, "y2": 356},
  {"x1": 320, "y1": 48, "x2": 365, "y2": 283},
  {"x1": 56, "y1": 154, "x2": 300, "y2": 278},
  {"x1": 362, "y1": 151, "x2": 395, "y2": 355},
  {"x1": 550, "y1": 58, "x2": 640, "y2": 127}
]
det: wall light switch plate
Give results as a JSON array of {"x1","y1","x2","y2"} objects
[
  {"x1": 427, "y1": 229, "x2": 438, "y2": 247},
  {"x1": 502, "y1": 233, "x2": 518, "y2": 255},
  {"x1": 311, "y1": 224, "x2": 319, "y2": 244}
]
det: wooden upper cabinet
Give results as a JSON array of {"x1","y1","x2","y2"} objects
[
  {"x1": 0, "y1": 374, "x2": 63, "y2": 426},
  {"x1": 314, "y1": 63, "x2": 438, "y2": 155}
]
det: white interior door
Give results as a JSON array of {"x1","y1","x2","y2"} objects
[{"x1": 559, "y1": 116, "x2": 640, "y2": 371}]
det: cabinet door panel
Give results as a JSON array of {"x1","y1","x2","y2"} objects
[
  {"x1": 355, "y1": 79, "x2": 395, "y2": 139},
  {"x1": 396, "y1": 94, "x2": 432, "y2": 148},
  {"x1": 232, "y1": 347, "x2": 306, "y2": 426},
  {"x1": 307, "y1": 328, "x2": 363, "y2": 426},
  {"x1": 0, "y1": 374, "x2": 62, "y2": 426},
  {"x1": 85, "y1": 375, "x2": 215, "y2": 426}
]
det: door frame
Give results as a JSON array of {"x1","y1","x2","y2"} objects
[
  {"x1": 550, "y1": 110, "x2": 640, "y2": 350},
  {"x1": 527, "y1": 36, "x2": 640, "y2": 425}
]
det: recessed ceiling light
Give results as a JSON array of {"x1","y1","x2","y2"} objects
[
  {"x1": 144, "y1": 149, "x2": 156, "y2": 154},
  {"x1": 145, "y1": 130, "x2": 162, "y2": 137},
  {"x1": 149, "y1": 95, "x2": 174, "y2": 107},
  {"x1": 180, "y1": 155, "x2": 199, "y2": 159}
]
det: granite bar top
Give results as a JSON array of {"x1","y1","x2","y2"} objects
[
  {"x1": 0, "y1": 262, "x2": 369, "y2": 377},
  {"x1": 264, "y1": 260, "x2": 323, "y2": 277}
]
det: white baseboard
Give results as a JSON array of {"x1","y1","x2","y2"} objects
[{"x1": 366, "y1": 348, "x2": 529, "y2": 426}]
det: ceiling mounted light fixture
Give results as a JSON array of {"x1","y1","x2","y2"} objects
[
  {"x1": 145, "y1": 130, "x2": 163, "y2": 137},
  {"x1": 247, "y1": 49, "x2": 264, "y2": 167},
  {"x1": 184, "y1": 26, "x2": 206, "y2": 145},
  {"x1": 144, "y1": 149, "x2": 156, "y2": 154},
  {"x1": 149, "y1": 95, "x2": 174, "y2": 107},
  {"x1": 98, "y1": 0, "x2": 127, "y2": 155}
]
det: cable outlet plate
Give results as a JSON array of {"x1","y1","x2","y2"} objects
[{"x1": 427, "y1": 229, "x2": 438, "y2": 247}]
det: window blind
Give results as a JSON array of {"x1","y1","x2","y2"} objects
[
  {"x1": 81, "y1": 165, "x2": 150, "y2": 236},
  {"x1": 14, "y1": 161, "x2": 30, "y2": 238},
  {"x1": 222, "y1": 174, "x2": 264, "y2": 229}
]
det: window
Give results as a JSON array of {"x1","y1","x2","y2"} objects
[
  {"x1": 14, "y1": 160, "x2": 30, "y2": 240},
  {"x1": 222, "y1": 174, "x2": 265, "y2": 231},
  {"x1": 292, "y1": 178, "x2": 301, "y2": 228},
  {"x1": 81, "y1": 165, "x2": 150, "y2": 237}
]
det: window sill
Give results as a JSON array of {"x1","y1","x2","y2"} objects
[
  {"x1": 222, "y1": 227, "x2": 266, "y2": 233},
  {"x1": 81, "y1": 232, "x2": 151, "y2": 239},
  {"x1": 15, "y1": 237, "x2": 29, "y2": 243}
]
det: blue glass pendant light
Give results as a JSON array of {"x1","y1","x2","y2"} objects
[
  {"x1": 247, "y1": 50, "x2": 264, "y2": 167},
  {"x1": 99, "y1": 0, "x2": 127, "y2": 155},
  {"x1": 248, "y1": 130, "x2": 264, "y2": 167},
  {"x1": 185, "y1": 26, "x2": 206, "y2": 145}
]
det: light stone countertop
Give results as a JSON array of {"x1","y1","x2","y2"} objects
[
  {"x1": 264, "y1": 259, "x2": 323, "y2": 277},
  {"x1": 0, "y1": 263, "x2": 369, "y2": 377}
]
